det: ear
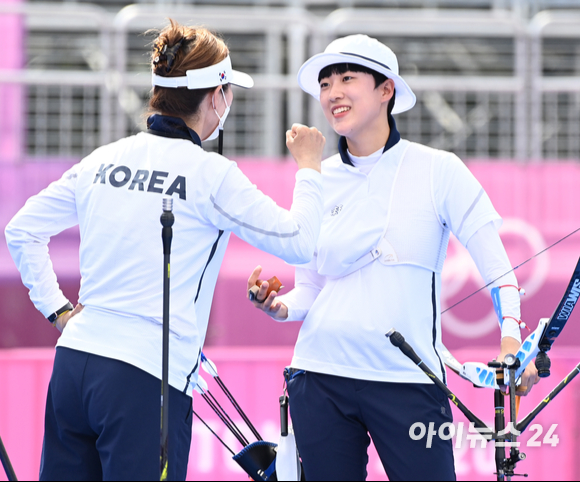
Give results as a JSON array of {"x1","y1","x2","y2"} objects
[
  {"x1": 210, "y1": 85, "x2": 223, "y2": 106},
  {"x1": 380, "y1": 78, "x2": 395, "y2": 105}
]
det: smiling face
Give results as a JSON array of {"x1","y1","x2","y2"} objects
[
  {"x1": 318, "y1": 65, "x2": 395, "y2": 153},
  {"x1": 320, "y1": 71, "x2": 395, "y2": 142}
]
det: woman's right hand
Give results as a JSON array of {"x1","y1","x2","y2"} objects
[
  {"x1": 286, "y1": 124, "x2": 326, "y2": 173},
  {"x1": 247, "y1": 266, "x2": 288, "y2": 320}
]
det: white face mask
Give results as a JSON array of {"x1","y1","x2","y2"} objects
[{"x1": 205, "y1": 88, "x2": 230, "y2": 141}]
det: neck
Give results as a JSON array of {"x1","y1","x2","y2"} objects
[
  {"x1": 185, "y1": 114, "x2": 204, "y2": 135},
  {"x1": 345, "y1": 113, "x2": 391, "y2": 157}
]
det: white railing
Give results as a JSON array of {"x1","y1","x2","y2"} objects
[{"x1": 0, "y1": 3, "x2": 579, "y2": 160}]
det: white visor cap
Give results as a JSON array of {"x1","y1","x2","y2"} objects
[
  {"x1": 297, "y1": 35, "x2": 416, "y2": 115},
  {"x1": 152, "y1": 55, "x2": 254, "y2": 90}
]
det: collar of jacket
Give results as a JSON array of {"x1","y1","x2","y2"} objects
[
  {"x1": 338, "y1": 113, "x2": 401, "y2": 167},
  {"x1": 146, "y1": 114, "x2": 202, "y2": 147}
]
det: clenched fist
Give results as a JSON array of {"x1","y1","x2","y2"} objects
[{"x1": 286, "y1": 124, "x2": 326, "y2": 173}]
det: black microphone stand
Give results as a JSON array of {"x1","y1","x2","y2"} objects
[
  {"x1": 0, "y1": 435, "x2": 17, "y2": 481},
  {"x1": 160, "y1": 198, "x2": 174, "y2": 481}
]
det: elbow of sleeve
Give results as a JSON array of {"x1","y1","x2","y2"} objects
[
  {"x1": 293, "y1": 220, "x2": 322, "y2": 265},
  {"x1": 4, "y1": 223, "x2": 38, "y2": 267},
  {"x1": 291, "y1": 241, "x2": 316, "y2": 265},
  {"x1": 4, "y1": 223, "x2": 18, "y2": 250},
  {"x1": 4, "y1": 222, "x2": 29, "y2": 251}
]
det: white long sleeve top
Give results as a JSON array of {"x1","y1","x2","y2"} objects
[
  {"x1": 5, "y1": 125, "x2": 323, "y2": 395},
  {"x1": 274, "y1": 136, "x2": 521, "y2": 385}
]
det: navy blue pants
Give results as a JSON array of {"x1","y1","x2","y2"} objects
[
  {"x1": 40, "y1": 347, "x2": 192, "y2": 481},
  {"x1": 287, "y1": 371, "x2": 456, "y2": 481}
]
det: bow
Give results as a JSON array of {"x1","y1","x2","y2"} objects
[
  {"x1": 443, "y1": 256, "x2": 580, "y2": 389},
  {"x1": 439, "y1": 225, "x2": 580, "y2": 421},
  {"x1": 389, "y1": 255, "x2": 580, "y2": 481}
]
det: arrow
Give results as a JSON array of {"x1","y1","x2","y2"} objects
[{"x1": 201, "y1": 353, "x2": 263, "y2": 441}]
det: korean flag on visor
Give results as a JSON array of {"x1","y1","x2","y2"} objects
[
  {"x1": 297, "y1": 34, "x2": 416, "y2": 115},
  {"x1": 152, "y1": 55, "x2": 254, "y2": 90}
]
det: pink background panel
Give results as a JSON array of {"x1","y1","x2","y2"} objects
[
  {"x1": 1, "y1": 161, "x2": 580, "y2": 350},
  {"x1": 0, "y1": 347, "x2": 579, "y2": 481}
]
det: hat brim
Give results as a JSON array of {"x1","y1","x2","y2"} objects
[
  {"x1": 297, "y1": 52, "x2": 416, "y2": 115},
  {"x1": 231, "y1": 70, "x2": 254, "y2": 89}
]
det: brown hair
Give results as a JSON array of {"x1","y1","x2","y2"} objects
[{"x1": 149, "y1": 19, "x2": 229, "y2": 119}]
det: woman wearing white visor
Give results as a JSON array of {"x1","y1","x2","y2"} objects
[
  {"x1": 248, "y1": 34, "x2": 539, "y2": 480},
  {"x1": 5, "y1": 20, "x2": 325, "y2": 480}
]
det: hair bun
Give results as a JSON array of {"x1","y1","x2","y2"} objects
[
  {"x1": 164, "y1": 39, "x2": 184, "y2": 73},
  {"x1": 153, "y1": 39, "x2": 185, "y2": 74}
]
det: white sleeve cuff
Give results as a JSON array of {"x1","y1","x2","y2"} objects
[
  {"x1": 295, "y1": 167, "x2": 322, "y2": 184},
  {"x1": 273, "y1": 293, "x2": 306, "y2": 322},
  {"x1": 40, "y1": 294, "x2": 71, "y2": 320}
]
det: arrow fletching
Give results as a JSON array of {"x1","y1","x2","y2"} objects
[
  {"x1": 195, "y1": 376, "x2": 209, "y2": 395},
  {"x1": 201, "y1": 352, "x2": 219, "y2": 378}
]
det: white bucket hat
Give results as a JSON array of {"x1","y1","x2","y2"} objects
[{"x1": 297, "y1": 34, "x2": 416, "y2": 115}]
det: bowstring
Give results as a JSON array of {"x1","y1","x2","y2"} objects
[{"x1": 441, "y1": 226, "x2": 580, "y2": 315}]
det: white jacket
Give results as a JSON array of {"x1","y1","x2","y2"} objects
[
  {"x1": 277, "y1": 139, "x2": 521, "y2": 384},
  {"x1": 5, "y1": 131, "x2": 323, "y2": 394}
]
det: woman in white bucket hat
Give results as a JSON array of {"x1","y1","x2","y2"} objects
[
  {"x1": 248, "y1": 34, "x2": 540, "y2": 481},
  {"x1": 6, "y1": 20, "x2": 325, "y2": 481}
]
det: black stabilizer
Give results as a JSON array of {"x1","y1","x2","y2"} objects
[
  {"x1": 517, "y1": 362, "x2": 580, "y2": 434},
  {"x1": 161, "y1": 211, "x2": 175, "y2": 255},
  {"x1": 386, "y1": 329, "x2": 492, "y2": 437},
  {"x1": 535, "y1": 352, "x2": 551, "y2": 379},
  {"x1": 387, "y1": 330, "x2": 422, "y2": 365},
  {"x1": 160, "y1": 204, "x2": 174, "y2": 480},
  {"x1": 0, "y1": 435, "x2": 17, "y2": 481},
  {"x1": 494, "y1": 389, "x2": 507, "y2": 480}
]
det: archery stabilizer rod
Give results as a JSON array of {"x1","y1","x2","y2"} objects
[
  {"x1": 160, "y1": 198, "x2": 175, "y2": 481},
  {"x1": 386, "y1": 329, "x2": 492, "y2": 439},
  {"x1": 517, "y1": 362, "x2": 580, "y2": 434},
  {"x1": 0, "y1": 435, "x2": 17, "y2": 482}
]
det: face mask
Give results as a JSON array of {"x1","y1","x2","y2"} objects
[{"x1": 205, "y1": 88, "x2": 230, "y2": 141}]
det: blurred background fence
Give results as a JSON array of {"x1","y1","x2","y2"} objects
[{"x1": 1, "y1": 0, "x2": 580, "y2": 161}]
